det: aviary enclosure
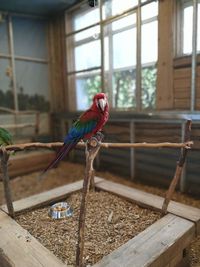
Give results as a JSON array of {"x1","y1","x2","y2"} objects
[
  {"x1": 0, "y1": 0, "x2": 200, "y2": 267},
  {"x1": 0, "y1": 119, "x2": 199, "y2": 267}
]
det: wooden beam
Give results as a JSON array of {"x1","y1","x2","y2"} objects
[
  {"x1": 0, "y1": 210, "x2": 66, "y2": 267},
  {"x1": 48, "y1": 15, "x2": 67, "y2": 113},
  {"x1": 95, "y1": 179, "x2": 200, "y2": 235},
  {"x1": 156, "y1": 0, "x2": 174, "y2": 109},
  {"x1": 93, "y1": 214, "x2": 195, "y2": 267},
  {"x1": 1, "y1": 177, "x2": 103, "y2": 214}
]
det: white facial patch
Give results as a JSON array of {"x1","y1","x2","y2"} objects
[{"x1": 98, "y1": 98, "x2": 106, "y2": 111}]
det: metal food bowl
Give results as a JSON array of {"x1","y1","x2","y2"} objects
[{"x1": 48, "y1": 202, "x2": 73, "y2": 219}]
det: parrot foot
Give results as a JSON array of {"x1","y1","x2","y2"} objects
[{"x1": 88, "y1": 132, "x2": 104, "y2": 148}]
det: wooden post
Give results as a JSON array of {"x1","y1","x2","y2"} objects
[
  {"x1": 162, "y1": 120, "x2": 192, "y2": 215},
  {"x1": 130, "y1": 121, "x2": 135, "y2": 180},
  {"x1": 0, "y1": 148, "x2": 14, "y2": 218},
  {"x1": 76, "y1": 132, "x2": 103, "y2": 267}
]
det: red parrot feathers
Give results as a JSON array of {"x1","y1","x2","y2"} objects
[{"x1": 42, "y1": 93, "x2": 109, "y2": 175}]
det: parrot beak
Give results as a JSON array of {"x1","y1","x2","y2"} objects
[{"x1": 98, "y1": 98, "x2": 106, "y2": 112}]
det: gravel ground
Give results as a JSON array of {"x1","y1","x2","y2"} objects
[
  {"x1": 0, "y1": 161, "x2": 199, "y2": 266},
  {"x1": 16, "y1": 191, "x2": 160, "y2": 266}
]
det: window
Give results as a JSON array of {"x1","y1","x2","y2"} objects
[
  {"x1": 0, "y1": 14, "x2": 49, "y2": 111},
  {"x1": 177, "y1": 0, "x2": 200, "y2": 55},
  {"x1": 65, "y1": 0, "x2": 158, "y2": 111},
  {"x1": 66, "y1": 7, "x2": 101, "y2": 110}
]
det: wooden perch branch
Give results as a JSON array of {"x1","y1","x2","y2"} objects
[
  {"x1": 98, "y1": 142, "x2": 193, "y2": 149},
  {"x1": 1, "y1": 137, "x2": 192, "y2": 220},
  {"x1": 5, "y1": 142, "x2": 63, "y2": 151},
  {"x1": 76, "y1": 132, "x2": 103, "y2": 267},
  {"x1": 5, "y1": 141, "x2": 193, "y2": 152},
  {"x1": 161, "y1": 120, "x2": 192, "y2": 215}
]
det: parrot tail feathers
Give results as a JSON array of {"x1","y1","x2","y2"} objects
[{"x1": 39, "y1": 141, "x2": 77, "y2": 179}]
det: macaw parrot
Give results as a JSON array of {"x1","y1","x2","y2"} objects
[
  {"x1": 42, "y1": 93, "x2": 109, "y2": 175},
  {"x1": 0, "y1": 127, "x2": 13, "y2": 146}
]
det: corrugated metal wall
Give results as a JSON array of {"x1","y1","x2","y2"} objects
[{"x1": 55, "y1": 116, "x2": 200, "y2": 194}]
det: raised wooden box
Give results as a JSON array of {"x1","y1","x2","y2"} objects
[{"x1": 0, "y1": 177, "x2": 199, "y2": 267}]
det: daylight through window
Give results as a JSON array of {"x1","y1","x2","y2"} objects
[{"x1": 65, "y1": 0, "x2": 158, "y2": 111}]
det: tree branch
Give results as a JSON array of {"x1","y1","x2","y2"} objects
[
  {"x1": 161, "y1": 120, "x2": 192, "y2": 215},
  {"x1": 76, "y1": 132, "x2": 103, "y2": 267},
  {"x1": 4, "y1": 141, "x2": 193, "y2": 152}
]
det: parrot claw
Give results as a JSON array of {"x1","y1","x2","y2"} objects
[
  {"x1": 95, "y1": 131, "x2": 104, "y2": 141},
  {"x1": 87, "y1": 132, "x2": 104, "y2": 148}
]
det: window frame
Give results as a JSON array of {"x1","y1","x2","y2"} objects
[
  {"x1": 176, "y1": 0, "x2": 200, "y2": 56},
  {"x1": 65, "y1": 0, "x2": 158, "y2": 111},
  {"x1": 0, "y1": 13, "x2": 49, "y2": 111}
]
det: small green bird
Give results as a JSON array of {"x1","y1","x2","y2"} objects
[{"x1": 0, "y1": 127, "x2": 13, "y2": 146}]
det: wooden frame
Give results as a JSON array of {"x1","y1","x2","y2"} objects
[
  {"x1": 0, "y1": 107, "x2": 40, "y2": 143},
  {"x1": 0, "y1": 177, "x2": 199, "y2": 267},
  {"x1": 0, "y1": 15, "x2": 49, "y2": 112}
]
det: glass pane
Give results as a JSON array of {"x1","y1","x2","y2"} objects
[
  {"x1": 141, "y1": 2, "x2": 158, "y2": 21},
  {"x1": 112, "y1": 13, "x2": 136, "y2": 31},
  {"x1": 12, "y1": 17, "x2": 48, "y2": 59},
  {"x1": 75, "y1": 40, "x2": 101, "y2": 71},
  {"x1": 113, "y1": 69, "x2": 136, "y2": 109},
  {"x1": 113, "y1": 28, "x2": 136, "y2": 69},
  {"x1": 104, "y1": 37, "x2": 109, "y2": 71},
  {"x1": 0, "y1": 58, "x2": 14, "y2": 109},
  {"x1": 142, "y1": 66, "x2": 157, "y2": 110},
  {"x1": 103, "y1": 0, "x2": 138, "y2": 19},
  {"x1": 73, "y1": 8, "x2": 100, "y2": 32},
  {"x1": 104, "y1": 19, "x2": 137, "y2": 109},
  {"x1": 183, "y1": 4, "x2": 200, "y2": 54},
  {"x1": 0, "y1": 17, "x2": 9, "y2": 54},
  {"x1": 76, "y1": 73, "x2": 101, "y2": 110},
  {"x1": 141, "y1": 21, "x2": 158, "y2": 64},
  {"x1": 183, "y1": 6, "x2": 193, "y2": 54},
  {"x1": 75, "y1": 25, "x2": 100, "y2": 41},
  {"x1": 15, "y1": 61, "x2": 49, "y2": 111}
]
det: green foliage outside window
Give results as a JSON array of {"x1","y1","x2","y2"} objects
[
  {"x1": 113, "y1": 69, "x2": 136, "y2": 109},
  {"x1": 84, "y1": 75, "x2": 101, "y2": 106},
  {"x1": 82, "y1": 66, "x2": 156, "y2": 110},
  {"x1": 142, "y1": 66, "x2": 157, "y2": 110}
]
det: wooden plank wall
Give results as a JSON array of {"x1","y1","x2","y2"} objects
[
  {"x1": 156, "y1": 0, "x2": 174, "y2": 109},
  {"x1": 173, "y1": 66, "x2": 200, "y2": 109},
  {"x1": 156, "y1": 0, "x2": 200, "y2": 110}
]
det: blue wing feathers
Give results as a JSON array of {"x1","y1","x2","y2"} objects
[
  {"x1": 64, "y1": 120, "x2": 97, "y2": 143},
  {"x1": 42, "y1": 117, "x2": 98, "y2": 176}
]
